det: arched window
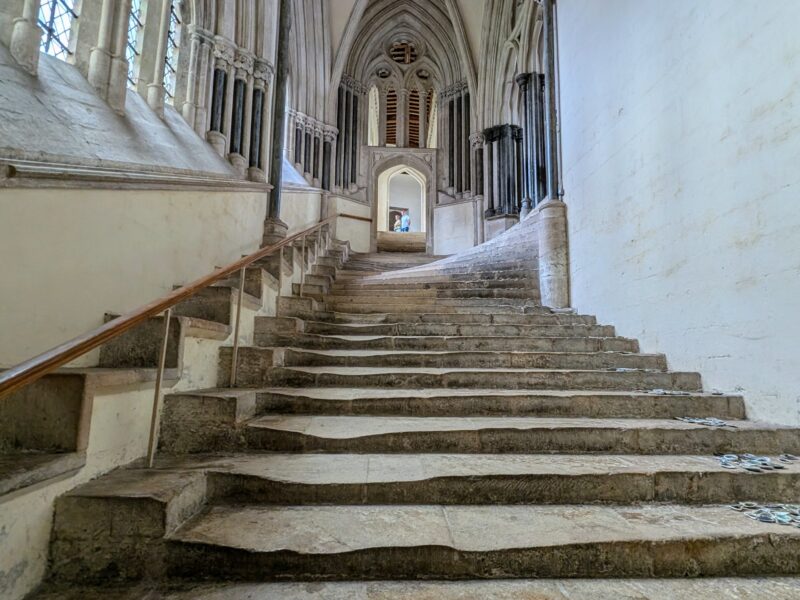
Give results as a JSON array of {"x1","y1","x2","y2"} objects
[
  {"x1": 126, "y1": 0, "x2": 144, "y2": 87},
  {"x1": 38, "y1": 0, "x2": 78, "y2": 61},
  {"x1": 368, "y1": 86, "x2": 379, "y2": 146},
  {"x1": 163, "y1": 2, "x2": 182, "y2": 103}
]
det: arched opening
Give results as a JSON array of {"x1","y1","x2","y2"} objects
[{"x1": 376, "y1": 164, "x2": 427, "y2": 234}]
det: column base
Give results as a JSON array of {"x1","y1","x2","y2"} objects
[
  {"x1": 262, "y1": 217, "x2": 289, "y2": 247},
  {"x1": 146, "y1": 83, "x2": 166, "y2": 117},
  {"x1": 228, "y1": 153, "x2": 248, "y2": 178},
  {"x1": 248, "y1": 167, "x2": 266, "y2": 183},
  {"x1": 206, "y1": 131, "x2": 227, "y2": 157},
  {"x1": 484, "y1": 213, "x2": 519, "y2": 241},
  {"x1": 9, "y1": 17, "x2": 42, "y2": 76},
  {"x1": 519, "y1": 197, "x2": 533, "y2": 220},
  {"x1": 484, "y1": 208, "x2": 496, "y2": 218},
  {"x1": 87, "y1": 47, "x2": 113, "y2": 97},
  {"x1": 107, "y1": 56, "x2": 129, "y2": 115},
  {"x1": 536, "y1": 198, "x2": 570, "y2": 309}
]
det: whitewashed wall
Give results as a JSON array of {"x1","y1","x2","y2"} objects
[
  {"x1": 559, "y1": 0, "x2": 800, "y2": 424},
  {"x1": 388, "y1": 174, "x2": 424, "y2": 232},
  {"x1": 434, "y1": 201, "x2": 475, "y2": 255},
  {"x1": 0, "y1": 188, "x2": 265, "y2": 366}
]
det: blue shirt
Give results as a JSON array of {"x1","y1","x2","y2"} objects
[{"x1": 401, "y1": 214, "x2": 410, "y2": 228}]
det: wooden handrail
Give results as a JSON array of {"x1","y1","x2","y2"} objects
[
  {"x1": 0, "y1": 215, "x2": 344, "y2": 399},
  {"x1": 337, "y1": 213, "x2": 373, "y2": 223}
]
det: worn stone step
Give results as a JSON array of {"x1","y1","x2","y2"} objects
[
  {"x1": 303, "y1": 311, "x2": 595, "y2": 325},
  {"x1": 326, "y1": 288, "x2": 537, "y2": 299},
  {"x1": 258, "y1": 366, "x2": 702, "y2": 391},
  {"x1": 200, "y1": 453, "x2": 800, "y2": 505},
  {"x1": 166, "y1": 503, "x2": 800, "y2": 580},
  {"x1": 29, "y1": 578, "x2": 800, "y2": 599},
  {"x1": 301, "y1": 322, "x2": 615, "y2": 337},
  {"x1": 326, "y1": 296, "x2": 536, "y2": 308},
  {"x1": 245, "y1": 415, "x2": 797, "y2": 454},
  {"x1": 254, "y1": 388, "x2": 746, "y2": 418},
  {"x1": 242, "y1": 347, "x2": 669, "y2": 371},
  {"x1": 255, "y1": 333, "x2": 638, "y2": 353},
  {"x1": 336, "y1": 269, "x2": 537, "y2": 283},
  {"x1": 172, "y1": 286, "x2": 261, "y2": 326},
  {"x1": 318, "y1": 304, "x2": 541, "y2": 315},
  {"x1": 333, "y1": 278, "x2": 538, "y2": 291}
]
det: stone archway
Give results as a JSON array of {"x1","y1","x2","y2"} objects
[{"x1": 367, "y1": 148, "x2": 438, "y2": 253}]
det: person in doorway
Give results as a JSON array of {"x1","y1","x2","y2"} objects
[
  {"x1": 400, "y1": 210, "x2": 411, "y2": 232},
  {"x1": 393, "y1": 214, "x2": 402, "y2": 232}
]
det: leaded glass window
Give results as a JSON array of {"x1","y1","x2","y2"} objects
[
  {"x1": 38, "y1": 0, "x2": 78, "y2": 61},
  {"x1": 163, "y1": 2, "x2": 182, "y2": 103},
  {"x1": 127, "y1": 0, "x2": 144, "y2": 87}
]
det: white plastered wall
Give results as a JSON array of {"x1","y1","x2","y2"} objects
[
  {"x1": 434, "y1": 201, "x2": 475, "y2": 255},
  {"x1": 0, "y1": 187, "x2": 266, "y2": 366},
  {"x1": 380, "y1": 169, "x2": 426, "y2": 233},
  {"x1": 559, "y1": 0, "x2": 800, "y2": 424}
]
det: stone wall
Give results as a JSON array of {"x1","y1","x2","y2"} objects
[
  {"x1": 0, "y1": 187, "x2": 266, "y2": 366},
  {"x1": 559, "y1": 0, "x2": 800, "y2": 424}
]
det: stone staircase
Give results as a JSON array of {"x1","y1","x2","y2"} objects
[{"x1": 34, "y1": 244, "x2": 800, "y2": 598}]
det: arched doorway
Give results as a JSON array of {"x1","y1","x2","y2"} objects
[
  {"x1": 375, "y1": 164, "x2": 427, "y2": 252},
  {"x1": 368, "y1": 149, "x2": 437, "y2": 253}
]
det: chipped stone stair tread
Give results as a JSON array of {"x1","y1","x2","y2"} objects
[
  {"x1": 254, "y1": 387, "x2": 731, "y2": 400},
  {"x1": 26, "y1": 579, "x2": 800, "y2": 600},
  {"x1": 247, "y1": 415, "x2": 776, "y2": 438},
  {"x1": 154, "y1": 453, "x2": 790, "y2": 484},
  {"x1": 64, "y1": 468, "x2": 202, "y2": 502},
  {"x1": 0, "y1": 451, "x2": 86, "y2": 496},
  {"x1": 278, "y1": 366, "x2": 673, "y2": 374},
  {"x1": 276, "y1": 348, "x2": 661, "y2": 358},
  {"x1": 169, "y1": 504, "x2": 800, "y2": 555}
]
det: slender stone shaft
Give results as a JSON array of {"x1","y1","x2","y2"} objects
[
  {"x1": 542, "y1": 0, "x2": 560, "y2": 200},
  {"x1": 266, "y1": 0, "x2": 292, "y2": 221}
]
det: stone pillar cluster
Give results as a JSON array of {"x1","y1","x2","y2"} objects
[
  {"x1": 482, "y1": 124, "x2": 524, "y2": 217},
  {"x1": 205, "y1": 37, "x2": 273, "y2": 181},
  {"x1": 335, "y1": 75, "x2": 367, "y2": 192},
  {"x1": 440, "y1": 82, "x2": 472, "y2": 197},
  {"x1": 287, "y1": 110, "x2": 337, "y2": 190}
]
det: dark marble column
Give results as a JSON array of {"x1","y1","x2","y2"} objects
[
  {"x1": 455, "y1": 93, "x2": 463, "y2": 194},
  {"x1": 448, "y1": 98, "x2": 455, "y2": 190},
  {"x1": 304, "y1": 130, "x2": 312, "y2": 175},
  {"x1": 343, "y1": 88, "x2": 352, "y2": 187},
  {"x1": 294, "y1": 126, "x2": 303, "y2": 165},
  {"x1": 534, "y1": 73, "x2": 547, "y2": 203},
  {"x1": 265, "y1": 0, "x2": 292, "y2": 227},
  {"x1": 350, "y1": 93, "x2": 359, "y2": 185},
  {"x1": 515, "y1": 73, "x2": 534, "y2": 212},
  {"x1": 322, "y1": 138, "x2": 332, "y2": 190},
  {"x1": 229, "y1": 78, "x2": 246, "y2": 154},
  {"x1": 335, "y1": 86, "x2": 345, "y2": 188},
  {"x1": 249, "y1": 87, "x2": 264, "y2": 168},
  {"x1": 464, "y1": 93, "x2": 471, "y2": 194},
  {"x1": 483, "y1": 127, "x2": 497, "y2": 217},
  {"x1": 513, "y1": 126, "x2": 523, "y2": 213},
  {"x1": 313, "y1": 134, "x2": 321, "y2": 180},
  {"x1": 210, "y1": 67, "x2": 226, "y2": 132}
]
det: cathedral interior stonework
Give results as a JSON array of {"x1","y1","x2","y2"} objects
[{"x1": 1, "y1": 1, "x2": 799, "y2": 598}]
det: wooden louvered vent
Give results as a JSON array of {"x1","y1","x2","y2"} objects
[
  {"x1": 408, "y1": 90, "x2": 420, "y2": 148},
  {"x1": 386, "y1": 89, "x2": 398, "y2": 146}
]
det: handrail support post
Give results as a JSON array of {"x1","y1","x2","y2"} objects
[
  {"x1": 229, "y1": 267, "x2": 246, "y2": 388},
  {"x1": 146, "y1": 307, "x2": 172, "y2": 468}
]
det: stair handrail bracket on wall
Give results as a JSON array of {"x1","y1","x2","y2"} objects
[{"x1": 0, "y1": 214, "x2": 364, "y2": 466}]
